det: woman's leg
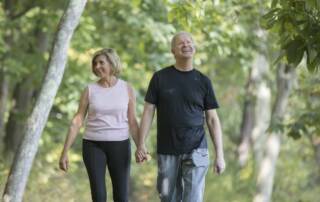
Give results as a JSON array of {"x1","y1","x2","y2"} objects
[
  {"x1": 82, "y1": 139, "x2": 108, "y2": 202},
  {"x1": 105, "y1": 139, "x2": 131, "y2": 202}
]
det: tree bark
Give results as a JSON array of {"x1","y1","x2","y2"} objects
[
  {"x1": 253, "y1": 64, "x2": 295, "y2": 202},
  {"x1": 1, "y1": 0, "x2": 38, "y2": 154},
  {"x1": 4, "y1": 78, "x2": 34, "y2": 157},
  {"x1": 237, "y1": 73, "x2": 255, "y2": 166},
  {"x1": 2, "y1": 0, "x2": 87, "y2": 201},
  {"x1": 4, "y1": 24, "x2": 50, "y2": 157},
  {"x1": 237, "y1": 53, "x2": 271, "y2": 167},
  {"x1": 0, "y1": 73, "x2": 9, "y2": 150}
]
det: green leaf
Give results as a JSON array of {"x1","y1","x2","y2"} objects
[
  {"x1": 271, "y1": 0, "x2": 279, "y2": 8},
  {"x1": 306, "y1": 46, "x2": 320, "y2": 72},
  {"x1": 261, "y1": 8, "x2": 280, "y2": 29},
  {"x1": 307, "y1": 53, "x2": 320, "y2": 72},
  {"x1": 287, "y1": 129, "x2": 302, "y2": 139},
  {"x1": 284, "y1": 38, "x2": 305, "y2": 67}
]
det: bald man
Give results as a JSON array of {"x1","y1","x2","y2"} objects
[{"x1": 136, "y1": 32, "x2": 225, "y2": 202}]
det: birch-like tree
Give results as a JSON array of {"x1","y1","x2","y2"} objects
[
  {"x1": 253, "y1": 64, "x2": 296, "y2": 202},
  {"x1": 2, "y1": 0, "x2": 87, "y2": 201}
]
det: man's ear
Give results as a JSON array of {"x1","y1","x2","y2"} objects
[{"x1": 171, "y1": 48, "x2": 175, "y2": 54}]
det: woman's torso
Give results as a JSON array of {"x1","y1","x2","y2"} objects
[{"x1": 84, "y1": 79, "x2": 130, "y2": 141}]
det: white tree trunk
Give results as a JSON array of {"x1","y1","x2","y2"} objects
[
  {"x1": 253, "y1": 64, "x2": 295, "y2": 202},
  {"x1": 2, "y1": 0, "x2": 87, "y2": 201},
  {"x1": 238, "y1": 53, "x2": 271, "y2": 167},
  {"x1": 251, "y1": 80, "x2": 271, "y2": 164}
]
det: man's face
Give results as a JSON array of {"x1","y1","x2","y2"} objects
[{"x1": 172, "y1": 34, "x2": 195, "y2": 59}]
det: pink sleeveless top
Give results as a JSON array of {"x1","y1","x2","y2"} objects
[{"x1": 84, "y1": 79, "x2": 130, "y2": 141}]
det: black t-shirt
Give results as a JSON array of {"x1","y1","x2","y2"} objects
[{"x1": 145, "y1": 66, "x2": 219, "y2": 154}]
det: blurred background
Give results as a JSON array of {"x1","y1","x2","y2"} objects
[{"x1": 0, "y1": 0, "x2": 319, "y2": 201}]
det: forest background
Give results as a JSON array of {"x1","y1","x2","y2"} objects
[{"x1": 0, "y1": 0, "x2": 319, "y2": 201}]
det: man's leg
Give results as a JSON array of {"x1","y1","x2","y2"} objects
[
  {"x1": 157, "y1": 154, "x2": 182, "y2": 202},
  {"x1": 181, "y1": 148, "x2": 209, "y2": 202}
]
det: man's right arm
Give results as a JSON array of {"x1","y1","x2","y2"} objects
[{"x1": 136, "y1": 102, "x2": 156, "y2": 163}]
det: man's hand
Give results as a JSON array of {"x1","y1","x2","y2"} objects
[
  {"x1": 214, "y1": 157, "x2": 226, "y2": 175},
  {"x1": 59, "y1": 153, "x2": 69, "y2": 172},
  {"x1": 135, "y1": 144, "x2": 148, "y2": 163}
]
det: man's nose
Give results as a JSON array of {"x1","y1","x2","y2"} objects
[{"x1": 182, "y1": 42, "x2": 190, "y2": 46}]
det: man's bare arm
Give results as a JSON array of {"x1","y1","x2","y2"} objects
[
  {"x1": 205, "y1": 109, "x2": 226, "y2": 174},
  {"x1": 136, "y1": 102, "x2": 155, "y2": 162}
]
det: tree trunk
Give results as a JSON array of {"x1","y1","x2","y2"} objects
[
  {"x1": 253, "y1": 64, "x2": 295, "y2": 202},
  {"x1": 237, "y1": 74, "x2": 255, "y2": 167},
  {"x1": 0, "y1": 73, "x2": 9, "y2": 150},
  {"x1": 0, "y1": 0, "x2": 38, "y2": 154},
  {"x1": 2, "y1": 0, "x2": 87, "y2": 201},
  {"x1": 4, "y1": 78, "x2": 34, "y2": 157},
  {"x1": 238, "y1": 53, "x2": 271, "y2": 167},
  {"x1": 4, "y1": 25, "x2": 50, "y2": 158},
  {"x1": 251, "y1": 80, "x2": 271, "y2": 164}
]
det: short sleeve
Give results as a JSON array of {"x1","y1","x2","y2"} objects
[
  {"x1": 204, "y1": 78, "x2": 219, "y2": 110},
  {"x1": 145, "y1": 73, "x2": 159, "y2": 105}
]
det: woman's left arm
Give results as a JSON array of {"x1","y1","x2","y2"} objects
[{"x1": 127, "y1": 84, "x2": 139, "y2": 147}]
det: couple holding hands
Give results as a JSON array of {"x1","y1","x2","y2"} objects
[{"x1": 59, "y1": 32, "x2": 225, "y2": 202}]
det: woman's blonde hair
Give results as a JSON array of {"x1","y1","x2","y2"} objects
[{"x1": 91, "y1": 48, "x2": 121, "y2": 77}]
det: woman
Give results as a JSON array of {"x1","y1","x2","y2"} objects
[{"x1": 59, "y1": 48, "x2": 139, "y2": 202}]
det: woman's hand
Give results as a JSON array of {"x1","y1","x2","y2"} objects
[{"x1": 135, "y1": 145, "x2": 148, "y2": 163}]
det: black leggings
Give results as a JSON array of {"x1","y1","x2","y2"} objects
[{"x1": 82, "y1": 139, "x2": 131, "y2": 202}]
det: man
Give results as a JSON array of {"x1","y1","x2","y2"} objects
[{"x1": 136, "y1": 32, "x2": 225, "y2": 202}]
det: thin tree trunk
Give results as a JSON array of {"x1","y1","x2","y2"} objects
[
  {"x1": 2, "y1": 1, "x2": 87, "y2": 201},
  {"x1": 4, "y1": 78, "x2": 34, "y2": 157},
  {"x1": 253, "y1": 64, "x2": 295, "y2": 202},
  {"x1": 251, "y1": 81, "x2": 271, "y2": 164},
  {"x1": 1, "y1": 0, "x2": 37, "y2": 154},
  {"x1": 4, "y1": 25, "x2": 50, "y2": 157},
  {"x1": 0, "y1": 73, "x2": 9, "y2": 150},
  {"x1": 238, "y1": 53, "x2": 270, "y2": 167},
  {"x1": 237, "y1": 71, "x2": 256, "y2": 166}
]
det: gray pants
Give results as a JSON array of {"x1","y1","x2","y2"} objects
[{"x1": 157, "y1": 148, "x2": 209, "y2": 202}]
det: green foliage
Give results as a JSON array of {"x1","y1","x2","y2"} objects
[
  {"x1": 285, "y1": 69, "x2": 320, "y2": 139},
  {"x1": 265, "y1": 69, "x2": 320, "y2": 140},
  {"x1": 0, "y1": 1, "x2": 65, "y2": 85},
  {"x1": 262, "y1": 0, "x2": 320, "y2": 71}
]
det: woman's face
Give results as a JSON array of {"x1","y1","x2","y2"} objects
[{"x1": 92, "y1": 54, "x2": 112, "y2": 78}]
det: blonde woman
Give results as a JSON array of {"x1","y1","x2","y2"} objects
[{"x1": 59, "y1": 48, "x2": 139, "y2": 202}]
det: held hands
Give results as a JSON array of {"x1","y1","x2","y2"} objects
[
  {"x1": 135, "y1": 144, "x2": 150, "y2": 163},
  {"x1": 214, "y1": 156, "x2": 226, "y2": 175},
  {"x1": 59, "y1": 152, "x2": 69, "y2": 172}
]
